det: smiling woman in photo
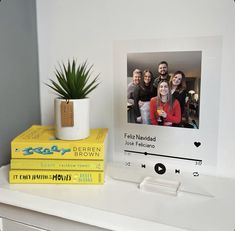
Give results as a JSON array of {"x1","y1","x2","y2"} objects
[
  {"x1": 169, "y1": 70, "x2": 187, "y2": 117},
  {"x1": 133, "y1": 69, "x2": 156, "y2": 124},
  {"x1": 150, "y1": 80, "x2": 181, "y2": 126}
]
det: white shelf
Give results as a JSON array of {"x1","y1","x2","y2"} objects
[{"x1": 1, "y1": 165, "x2": 235, "y2": 231}]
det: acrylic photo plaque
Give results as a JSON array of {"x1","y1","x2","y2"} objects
[{"x1": 112, "y1": 37, "x2": 222, "y2": 180}]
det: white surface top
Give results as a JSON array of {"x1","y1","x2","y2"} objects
[{"x1": 1, "y1": 165, "x2": 235, "y2": 231}]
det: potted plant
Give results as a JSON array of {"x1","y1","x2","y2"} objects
[{"x1": 46, "y1": 59, "x2": 99, "y2": 140}]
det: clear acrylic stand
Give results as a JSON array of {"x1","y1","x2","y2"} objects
[{"x1": 139, "y1": 177, "x2": 181, "y2": 196}]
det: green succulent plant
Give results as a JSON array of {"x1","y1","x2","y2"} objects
[{"x1": 46, "y1": 59, "x2": 100, "y2": 99}]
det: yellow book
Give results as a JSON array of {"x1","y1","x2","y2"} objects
[
  {"x1": 10, "y1": 159, "x2": 104, "y2": 171},
  {"x1": 9, "y1": 169, "x2": 104, "y2": 184},
  {"x1": 11, "y1": 125, "x2": 108, "y2": 160}
]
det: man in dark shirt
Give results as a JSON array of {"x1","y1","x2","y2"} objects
[{"x1": 153, "y1": 61, "x2": 170, "y2": 88}]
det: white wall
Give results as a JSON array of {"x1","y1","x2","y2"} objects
[
  {"x1": 0, "y1": 0, "x2": 40, "y2": 167},
  {"x1": 36, "y1": 0, "x2": 235, "y2": 177}
]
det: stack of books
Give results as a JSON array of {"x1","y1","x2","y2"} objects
[{"x1": 9, "y1": 125, "x2": 108, "y2": 184}]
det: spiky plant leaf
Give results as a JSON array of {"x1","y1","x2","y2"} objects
[
  {"x1": 82, "y1": 74, "x2": 100, "y2": 97},
  {"x1": 46, "y1": 80, "x2": 71, "y2": 99},
  {"x1": 46, "y1": 59, "x2": 100, "y2": 99}
]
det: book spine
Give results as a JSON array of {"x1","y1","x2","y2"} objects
[
  {"x1": 10, "y1": 159, "x2": 104, "y2": 171},
  {"x1": 9, "y1": 170, "x2": 104, "y2": 184},
  {"x1": 11, "y1": 143, "x2": 104, "y2": 160}
]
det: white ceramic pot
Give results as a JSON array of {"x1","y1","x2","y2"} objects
[{"x1": 54, "y1": 98, "x2": 90, "y2": 140}]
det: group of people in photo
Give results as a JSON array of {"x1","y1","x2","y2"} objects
[{"x1": 127, "y1": 61, "x2": 187, "y2": 127}]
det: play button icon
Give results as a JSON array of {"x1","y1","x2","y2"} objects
[{"x1": 154, "y1": 163, "x2": 166, "y2": 175}]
